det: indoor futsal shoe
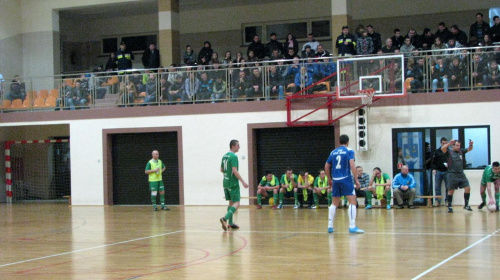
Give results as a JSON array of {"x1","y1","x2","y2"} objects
[
  {"x1": 277, "y1": 204, "x2": 283, "y2": 209},
  {"x1": 463, "y1": 205, "x2": 472, "y2": 211},
  {"x1": 448, "y1": 207, "x2": 453, "y2": 213},
  {"x1": 229, "y1": 224, "x2": 239, "y2": 229},
  {"x1": 220, "y1": 217, "x2": 228, "y2": 231},
  {"x1": 327, "y1": 227, "x2": 334, "y2": 233},
  {"x1": 365, "y1": 205, "x2": 372, "y2": 210},
  {"x1": 478, "y1": 202, "x2": 485, "y2": 209},
  {"x1": 153, "y1": 207, "x2": 158, "y2": 211},
  {"x1": 161, "y1": 206, "x2": 170, "y2": 211},
  {"x1": 349, "y1": 227, "x2": 365, "y2": 234}
]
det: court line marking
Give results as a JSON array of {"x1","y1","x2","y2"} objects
[
  {"x1": 411, "y1": 229, "x2": 499, "y2": 280},
  {"x1": 0, "y1": 230, "x2": 182, "y2": 268}
]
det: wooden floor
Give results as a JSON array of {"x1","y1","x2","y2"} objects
[{"x1": 1, "y1": 203, "x2": 499, "y2": 280}]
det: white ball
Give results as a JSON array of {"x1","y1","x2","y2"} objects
[{"x1": 487, "y1": 203, "x2": 496, "y2": 212}]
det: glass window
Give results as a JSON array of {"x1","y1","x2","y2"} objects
[
  {"x1": 312, "y1": 20, "x2": 330, "y2": 38},
  {"x1": 102, "y1": 38, "x2": 118, "y2": 54},
  {"x1": 244, "y1": 26, "x2": 262, "y2": 43},
  {"x1": 464, "y1": 127, "x2": 489, "y2": 168},
  {"x1": 266, "y1": 22, "x2": 307, "y2": 40}
]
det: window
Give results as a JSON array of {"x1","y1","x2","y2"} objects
[
  {"x1": 102, "y1": 38, "x2": 118, "y2": 55},
  {"x1": 101, "y1": 34, "x2": 157, "y2": 55}
]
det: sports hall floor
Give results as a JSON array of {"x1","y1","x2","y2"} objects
[{"x1": 1, "y1": 203, "x2": 499, "y2": 279}]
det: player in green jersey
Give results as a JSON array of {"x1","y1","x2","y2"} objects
[
  {"x1": 256, "y1": 171, "x2": 280, "y2": 209},
  {"x1": 277, "y1": 167, "x2": 299, "y2": 209},
  {"x1": 478, "y1": 162, "x2": 500, "y2": 211},
  {"x1": 145, "y1": 150, "x2": 169, "y2": 211},
  {"x1": 220, "y1": 140, "x2": 249, "y2": 231},
  {"x1": 312, "y1": 169, "x2": 331, "y2": 208}
]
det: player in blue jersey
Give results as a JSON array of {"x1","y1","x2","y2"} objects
[{"x1": 325, "y1": 134, "x2": 364, "y2": 234}]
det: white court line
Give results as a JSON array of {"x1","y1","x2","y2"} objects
[
  {"x1": 0, "y1": 230, "x2": 182, "y2": 268},
  {"x1": 412, "y1": 229, "x2": 499, "y2": 280}
]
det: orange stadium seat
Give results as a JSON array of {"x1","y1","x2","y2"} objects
[
  {"x1": 44, "y1": 96, "x2": 57, "y2": 108},
  {"x1": 33, "y1": 97, "x2": 45, "y2": 108},
  {"x1": 2, "y1": 100, "x2": 12, "y2": 109},
  {"x1": 11, "y1": 99, "x2": 23, "y2": 109},
  {"x1": 22, "y1": 98, "x2": 32, "y2": 108},
  {"x1": 37, "y1": 90, "x2": 49, "y2": 99},
  {"x1": 49, "y1": 89, "x2": 59, "y2": 98}
]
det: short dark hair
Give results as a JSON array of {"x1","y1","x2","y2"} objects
[
  {"x1": 308, "y1": 33, "x2": 314, "y2": 36},
  {"x1": 265, "y1": 170, "x2": 273, "y2": 175},
  {"x1": 286, "y1": 167, "x2": 293, "y2": 172},
  {"x1": 366, "y1": 24, "x2": 373, "y2": 28},
  {"x1": 492, "y1": 162, "x2": 500, "y2": 167},
  {"x1": 339, "y1": 134, "x2": 349, "y2": 145},
  {"x1": 342, "y1": 26, "x2": 349, "y2": 30},
  {"x1": 493, "y1": 16, "x2": 499, "y2": 21},
  {"x1": 440, "y1": 137, "x2": 448, "y2": 142},
  {"x1": 394, "y1": 28, "x2": 400, "y2": 33},
  {"x1": 373, "y1": 167, "x2": 381, "y2": 172},
  {"x1": 476, "y1": 12, "x2": 483, "y2": 17},
  {"x1": 438, "y1": 22, "x2": 446, "y2": 27},
  {"x1": 229, "y1": 139, "x2": 239, "y2": 148},
  {"x1": 451, "y1": 24, "x2": 459, "y2": 30}
]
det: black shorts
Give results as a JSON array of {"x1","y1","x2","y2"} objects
[{"x1": 447, "y1": 173, "x2": 470, "y2": 190}]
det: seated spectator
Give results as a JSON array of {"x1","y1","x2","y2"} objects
[
  {"x1": 231, "y1": 70, "x2": 252, "y2": 99},
  {"x1": 197, "y1": 72, "x2": 213, "y2": 102},
  {"x1": 255, "y1": 171, "x2": 280, "y2": 209},
  {"x1": 407, "y1": 57, "x2": 427, "y2": 93},
  {"x1": 184, "y1": 70, "x2": 200, "y2": 101},
  {"x1": 231, "y1": 58, "x2": 250, "y2": 79},
  {"x1": 285, "y1": 33, "x2": 299, "y2": 56},
  {"x1": 421, "y1": 28, "x2": 435, "y2": 51},
  {"x1": 470, "y1": 12, "x2": 490, "y2": 43},
  {"x1": 233, "y1": 52, "x2": 243, "y2": 64},
  {"x1": 208, "y1": 62, "x2": 223, "y2": 79},
  {"x1": 384, "y1": 62, "x2": 403, "y2": 91},
  {"x1": 445, "y1": 38, "x2": 463, "y2": 55},
  {"x1": 448, "y1": 57, "x2": 468, "y2": 90},
  {"x1": 450, "y1": 25, "x2": 468, "y2": 47},
  {"x1": 283, "y1": 56, "x2": 301, "y2": 85},
  {"x1": 247, "y1": 35, "x2": 266, "y2": 60},
  {"x1": 381, "y1": 38, "x2": 396, "y2": 54},
  {"x1": 128, "y1": 71, "x2": 145, "y2": 93},
  {"x1": 356, "y1": 29, "x2": 374, "y2": 55},
  {"x1": 198, "y1": 41, "x2": 213, "y2": 65},
  {"x1": 269, "y1": 49, "x2": 283, "y2": 61},
  {"x1": 483, "y1": 60, "x2": 500, "y2": 88},
  {"x1": 209, "y1": 52, "x2": 219, "y2": 66},
  {"x1": 430, "y1": 37, "x2": 446, "y2": 65},
  {"x1": 366, "y1": 24, "x2": 382, "y2": 54},
  {"x1": 301, "y1": 44, "x2": 316, "y2": 58},
  {"x1": 211, "y1": 75, "x2": 226, "y2": 103},
  {"x1": 321, "y1": 57, "x2": 337, "y2": 85},
  {"x1": 406, "y1": 28, "x2": 422, "y2": 49},
  {"x1": 472, "y1": 53, "x2": 489, "y2": 86},
  {"x1": 392, "y1": 165, "x2": 416, "y2": 209},
  {"x1": 480, "y1": 34, "x2": 494, "y2": 48},
  {"x1": 247, "y1": 50, "x2": 258, "y2": 62},
  {"x1": 491, "y1": 16, "x2": 500, "y2": 43},
  {"x1": 123, "y1": 83, "x2": 138, "y2": 105},
  {"x1": 248, "y1": 67, "x2": 263, "y2": 99},
  {"x1": 105, "y1": 53, "x2": 116, "y2": 71},
  {"x1": 7, "y1": 75, "x2": 26, "y2": 101},
  {"x1": 315, "y1": 45, "x2": 330, "y2": 58},
  {"x1": 164, "y1": 64, "x2": 179, "y2": 90},
  {"x1": 399, "y1": 37, "x2": 416, "y2": 57},
  {"x1": 312, "y1": 169, "x2": 331, "y2": 208},
  {"x1": 221, "y1": 51, "x2": 232, "y2": 67},
  {"x1": 431, "y1": 57, "x2": 449, "y2": 92},
  {"x1": 143, "y1": 73, "x2": 158, "y2": 105},
  {"x1": 366, "y1": 167, "x2": 393, "y2": 210},
  {"x1": 167, "y1": 74, "x2": 185, "y2": 103},
  {"x1": 302, "y1": 33, "x2": 320, "y2": 53},
  {"x1": 183, "y1": 45, "x2": 197, "y2": 66},
  {"x1": 267, "y1": 65, "x2": 284, "y2": 100},
  {"x1": 66, "y1": 79, "x2": 88, "y2": 110},
  {"x1": 391, "y1": 28, "x2": 405, "y2": 49},
  {"x1": 283, "y1": 47, "x2": 297, "y2": 61},
  {"x1": 266, "y1": 32, "x2": 284, "y2": 58},
  {"x1": 297, "y1": 170, "x2": 315, "y2": 208},
  {"x1": 348, "y1": 166, "x2": 370, "y2": 208},
  {"x1": 435, "y1": 22, "x2": 452, "y2": 44}
]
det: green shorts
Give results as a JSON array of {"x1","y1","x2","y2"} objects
[
  {"x1": 149, "y1": 181, "x2": 165, "y2": 191},
  {"x1": 224, "y1": 185, "x2": 240, "y2": 202}
]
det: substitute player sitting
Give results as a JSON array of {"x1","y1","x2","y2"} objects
[
  {"x1": 256, "y1": 170, "x2": 280, "y2": 209},
  {"x1": 298, "y1": 170, "x2": 315, "y2": 208},
  {"x1": 312, "y1": 169, "x2": 331, "y2": 208},
  {"x1": 478, "y1": 161, "x2": 500, "y2": 211},
  {"x1": 277, "y1": 167, "x2": 298, "y2": 209},
  {"x1": 366, "y1": 167, "x2": 392, "y2": 210}
]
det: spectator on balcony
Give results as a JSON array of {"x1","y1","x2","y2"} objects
[
  {"x1": 284, "y1": 47, "x2": 297, "y2": 61},
  {"x1": 198, "y1": 41, "x2": 213, "y2": 66},
  {"x1": 0, "y1": 72, "x2": 4, "y2": 97},
  {"x1": 167, "y1": 74, "x2": 185, "y2": 103},
  {"x1": 232, "y1": 70, "x2": 252, "y2": 100},
  {"x1": 221, "y1": 51, "x2": 232, "y2": 67},
  {"x1": 391, "y1": 28, "x2": 405, "y2": 49},
  {"x1": 285, "y1": 33, "x2": 299, "y2": 56},
  {"x1": 431, "y1": 57, "x2": 449, "y2": 92},
  {"x1": 480, "y1": 34, "x2": 494, "y2": 49},
  {"x1": 247, "y1": 35, "x2": 266, "y2": 60},
  {"x1": 407, "y1": 57, "x2": 427, "y2": 93},
  {"x1": 231, "y1": 58, "x2": 250, "y2": 79},
  {"x1": 435, "y1": 22, "x2": 452, "y2": 44},
  {"x1": 421, "y1": 28, "x2": 435, "y2": 51},
  {"x1": 399, "y1": 37, "x2": 416, "y2": 57},
  {"x1": 105, "y1": 53, "x2": 117, "y2": 71},
  {"x1": 247, "y1": 50, "x2": 258, "y2": 63},
  {"x1": 248, "y1": 68, "x2": 263, "y2": 99},
  {"x1": 366, "y1": 25, "x2": 382, "y2": 54},
  {"x1": 356, "y1": 29, "x2": 374, "y2": 55},
  {"x1": 115, "y1": 42, "x2": 134, "y2": 73},
  {"x1": 448, "y1": 57, "x2": 468, "y2": 90},
  {"x1": 183, "y1": 45, "x2": 197, "y2": 66},
  {"x1": 212, "y1": 75, "x2": 226, "y2": 103},
  {"x1": 123, "y1": 83, "x2": 138, "y2": 105},
  {"x1": 142, "y1": 43, "x2": 161, "y2": 69},
  {"x1": 143, "y1": 73, "x2": 158, "y2": 105},
  {"x1": 301, "y1": 45, "x2": 316, "y2": 58},
  {"x1": 284, "y1": 56, "x2": 301, "y2": 85},
  {"x1": 381, "y1": 38, "x2": 396, "y2": 54},
  {"x1": 445, "y1": 38, "x2": 464, "y2": 55},
  {"x1": 269, "y1": 49, "x2": 283, "y2": 61},
  {"x1": 450, "y1": 25, "x2": 468, "y2": 47},
  {"x1": 184, "y1": 70, "x2": 200, "y2": 101},
  {"x1": 266, "y1": 32, "x2": 284, "y2": 58},
  {"x1": 483, "y1": 60, "x2": 500, "y2": 88},
  {"x1": 7, "y1": 75, "x2": 26, "y2": 102},
  {"x1": 491, "y1": 16, "x2": 500, "y2": 43},
  {"x1": 233, "y1": 52, "x2": 244, "y2": 64},
  {"x1": 209, "y1": 52, "x2": 219, "y2": 66},
  {"x1": 470, "y1": 12, "x2": 490, "y2": 43},
  {"x1": 302, "y1": 33, "x2": 320, "y2": 53},
  {"x1": 472, "y1": 53, "x2": 489, "y2": 86},
  {"x1": 336, "y1": 26, "x2": 356, "y2": 56},
  {"x1": 197, "y1": 72, "x2": 213, "y2": 102},
  {"x1": 314, "y1": 45, "x2": 330, "y2": 59},
  {"x1": 431, "y1": 37, "x2": 446, "y2": 64},
  {"x1": 406, "y1": 28, "x2": 422, "y2": 49},
  {"x1": 66, "y1": 80, "x2": 88, "y2": 110},
  {"x1": 267, "y1": 65, "x2": 284, "y2": 100}
]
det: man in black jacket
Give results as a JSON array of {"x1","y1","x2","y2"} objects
[
  {"x1": 336, "y1": 26, "x2": 356, "y2": 56},
  {"x1": 142, "y1": 43, "x2": 161, "y2": 69},
  {"x1": 265, "y1": 32, "x2": 283, "y2": 58},
  {"x1": 115, "y1": 42, "x2": 134, "y2": 72},
  {"x1": 431, "y1": 137, "x2": 449, "y2": 206},
  {"x1": 247, "y1": 35, "x2": 266, "y2": 60}
]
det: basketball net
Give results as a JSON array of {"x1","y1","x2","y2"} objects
[{"x1": 359, "y1": 88, "x2": 376, "y2": 105}]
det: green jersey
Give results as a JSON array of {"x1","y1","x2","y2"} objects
[
  {"x1": 145, "y1": 159, "x2": 165, "y2": 182},
  {"x1": 280, "y1": 174, "x2": 298, "y2": 191},
  {"x1": 259, "y1": 175, "x2": 279, "y2": 187},
  {"x1": 221, "y1": 151, "x2": 239, "y2": 188},
  {"x1": 481, "y1": 165, "x2": 500, "y2": 185}
]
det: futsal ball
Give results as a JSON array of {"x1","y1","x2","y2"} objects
[
  {"x1": 487, "y1": 203, "x2": 496, "y2": 212},
  {"x1": 269, "y1": 197, "x2": 274, "y2": 206}
]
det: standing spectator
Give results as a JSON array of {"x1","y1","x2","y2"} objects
[
  {"x1": 356, "y1": 29, "x2": 374, "y2": 55},
  {"x1": 392, "y1": 165, "x2": 417, "y2": 209},
  {"x1": 233, "y1": 52, "x2": 243, "y2": 64},
  {"x1": 490, "y1": 16, "x2": 500, "y2": 43},
  {"x1": 381, "y1": 38, "x2": 396, "y2": 54},
  {"x1": 266, "y1": 32, "x2": 284, "y2": 58},
  {"x1": 366, "y1": 25, "x2": 382, "y2": 54},
  {"x1": 198, "y1": 41, "x2": 213, "y2": 66},
  {"x1": 183, "y1": 45, "x2": 197, "y2": 66},
  {"x1": 115, "y1": 41, "x2": 134, "y2": 72},
  {"x1": 302, "y1": 33, "x2": 320, "y2": 52},
  {"x1": 450, "y1": 25, "x2": 468, "y2": 47},
  {"x1": 7, "y1": 75, "x2": 26, "y2": 101},
  {"x1": 247, "y1": 35, "x2": 266, "y2": 60},
  {"x1": 435, "y1": 22, "x2": 452, "y2": 44},
  {"x1": 105, "y1": 53, "x2": 117, "y2": 71},
  {"x1": 209, "y1": 52, "x2": 219, "y2": 65},
  {"x1": 471, "y1": 53, "x2": 488, "y2": 86},
  {"x1": 142, "y1": 43, "x2": 161, "y2": 69},
  {"x1": 285, "y1": 33, "x2": 299, "y2": 56},
  {"x1": 391, "y1": 28, "x2": 405, "y2": 49},
  {"x1": 431, "y1": 37, "x2": 446, "y2": 65},
  {"x1": 335, "y1": 26, "x2": 356, "y2": 56},
  {"x1": 432, "y1": 137, "x2": 449, "y2": 207},
  {"x1": 421, "y1": 28, "x2": 435, "y2": 51},
  {"x1": 470, "y1": 12, "x2": 490, "y2": 43}
]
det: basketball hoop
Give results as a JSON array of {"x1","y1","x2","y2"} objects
[{"x1": 359, "y1": 88, "x2": 376, "y2": 105}]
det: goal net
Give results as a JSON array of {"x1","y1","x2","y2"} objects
[{"x1": 5, "y1": 139, "x2": 70, "y2": 203}]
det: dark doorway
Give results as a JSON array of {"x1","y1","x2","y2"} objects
[{"x1": 112, "y1": 132, "x2": 179, "y2": 205}]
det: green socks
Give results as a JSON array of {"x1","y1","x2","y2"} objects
[
  {"x1": 366, "y1": 191, "x2": 372, "y2": 205},
  {"x1": 257, "y1": 193, "x2": 262, "y2": 205},
  {"x1": 313, "y1": 193, "x2": 319, "y2": 206},
  {"x1": 496, "y1": 193, "x2": 500, "y2": 207},
  {"x1": 160, "y1": 193, "x2": 165, "y2": 207},
  {"x1": 386, "y1": 190, "x2": 391, "y2": 204},
  {"x1": 328, "y1": 194, "x2": 332, "y2": 206},
  {"x1": 151, "y1": 194, "x2": 157, "y2": 207},
  {"x1": 294, "y1": 192, "x2": 298, "y2": 205},
  {"x1": 273, "y1": 193, "x2": 278, "y2": 204},
  {"x1": 225, "y1": 206, "x2": 236, "y2": 224},
  {"x1": 279, "y1": 192, "x2": 284, "y2": 204}
]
